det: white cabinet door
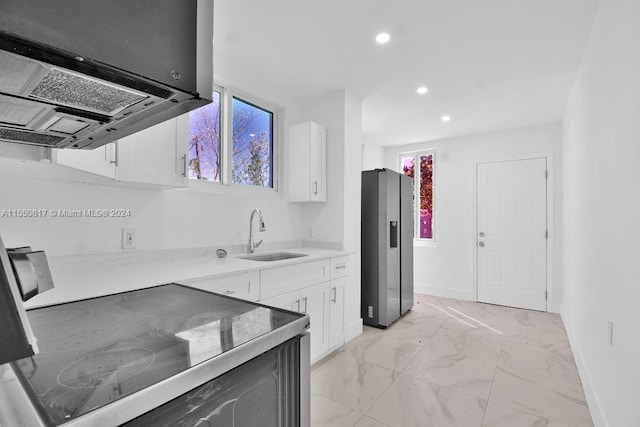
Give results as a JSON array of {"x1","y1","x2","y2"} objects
[
  {"x1": 301, "y1": 282, "x2": 330, "y2": 363},
  {"x1": 261, "y1": 282, "x2": 330, "y2": 363},
  {"x1": 329, "y1": 277, "x2": 346, "y2": 350},
  {"x1": 308, "y1": 122, "x2": 326, "y2": 202},
  {"x1": 115, "y1": 115, "x2": 188, "y2": 187},
  {"x1": 288, "y1": 121, "x2": 326, "y2": 202}
]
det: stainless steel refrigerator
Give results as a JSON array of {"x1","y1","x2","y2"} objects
[{"x1": 361, "y1": 169, "x2": 414, "y2": 328}]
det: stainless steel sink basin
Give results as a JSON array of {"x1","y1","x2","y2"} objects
[{"x1": 239, "y1": 252, "x2": 307, "y2": 262}]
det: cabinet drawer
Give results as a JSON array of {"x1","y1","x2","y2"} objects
[
  {"x1": 184, "y1": 271, "x2": 259, "y2": 301},
  {"x1": 260, "y1": 289, "x2": 301, "y2": 312},
  {"x1": 260, "y1": 260, "x2": 330, "y2": 300},
  {"x1": 330, "y1": 256, "x2": 350, "y2": 279}
]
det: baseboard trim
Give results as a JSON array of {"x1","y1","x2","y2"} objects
[
  {"x1": 344, "y1": 318, "x2": 363, "y2": 342},
  {"x1": 562, "y1": 314, "x2": 607, "y2": 427},
  {"x1": 416, "y1": 285, "x2": 475, "y2": 301}
]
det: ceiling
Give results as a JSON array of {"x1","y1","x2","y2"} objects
[{"x1": 214, "y1": 0, "x2": 599, "y2": 147}]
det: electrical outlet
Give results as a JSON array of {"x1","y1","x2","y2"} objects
[
  {"x1": 122, "y1": 228, "x2": 136, "y2": 249},
  {"x1": 307, "y1": 226, "x2": 313, "y2": 238}
]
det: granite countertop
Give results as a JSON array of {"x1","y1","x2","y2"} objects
[{"x1": 26, "y1": 245, "x2": 351, "y2": 309}]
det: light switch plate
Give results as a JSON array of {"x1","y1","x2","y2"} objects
[{"x1": 122, "y1": 228, "x2": 136, "y2": 249}]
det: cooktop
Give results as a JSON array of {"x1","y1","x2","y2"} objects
[{"x1": 12, "y1": 284, "x2": 302, "y2": 426}]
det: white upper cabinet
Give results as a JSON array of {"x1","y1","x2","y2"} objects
[
  {"x1": 288, "y1": 121, "x2": 326, "y2": 202},
  {"x1": 115, "y1": 115, "x2": 189, "y2": 187},
  {"x1": 51, "y1": 115, "x2": 189, "y2": 188}
]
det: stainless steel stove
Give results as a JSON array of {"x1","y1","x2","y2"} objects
[{"x1": 1, "y1": 284, "x2": 310, "y2": 426}]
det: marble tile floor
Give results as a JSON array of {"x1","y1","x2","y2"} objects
[{"x1": 310, "y1": 294, "x2": 593, "y2": 427}]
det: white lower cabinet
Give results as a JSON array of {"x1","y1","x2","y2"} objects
[
  {"x1": 329, "y1": 277, "x2": 346, "y2": 350},
  {"x1": 259, "y1": 256, "x2": 349, "y2": 364},
  {"x1": 182, "y1": 256, "x2": 350, "y2": 365},
  {"x1": 303, "y1": 282, "x2": 330, "y2": 363},
  {"x1": 261, "y1": 282, "x2": 330, "y2": 363},
  {"x1": 328, "y1": 255, "x2": 349, "y2": 350}
]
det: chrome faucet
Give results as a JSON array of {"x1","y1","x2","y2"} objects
[{"x1": 248, "y1": 209, "x2": 266, "y2": 253}]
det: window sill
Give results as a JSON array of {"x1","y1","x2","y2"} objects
[{"x1": 183, "y1": 178, "x2": 280, "y2": 197}]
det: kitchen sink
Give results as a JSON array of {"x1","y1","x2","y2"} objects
[{"x1": 239, "y1": 252, "x2": 307, "y2": 262}]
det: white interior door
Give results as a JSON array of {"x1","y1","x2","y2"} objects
[{"x1": 477, "y1": 158, "x2": 547, "y2": 311}]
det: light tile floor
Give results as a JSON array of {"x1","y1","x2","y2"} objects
[{"x1": 310, "y1": 294, "x2": 593, "y2": 427}]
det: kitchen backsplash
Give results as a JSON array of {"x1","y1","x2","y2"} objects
[{"x1": 0, "y1": 174, "x2": 304, "y2": 257}]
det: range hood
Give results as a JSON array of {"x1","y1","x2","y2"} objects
[{"x1": 0, "y1": 0, "x2": 213, "y2": 150}]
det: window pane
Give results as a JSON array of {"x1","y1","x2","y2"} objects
[
  {"x1": 419, "y1": 154, "x2": 433, "y2": 239},
  {"x1": 401, "y1": 156, "x2": 417, "y2": 239},
  {"x1": 231, "y1": 97, "x2": 273, "y2": 188},
  {"x1": 188, "y1": 91, "x2": 221, "y2": 181},
  {"x1": 401, "y1": 157, "x2": 414, "y2": 178}
]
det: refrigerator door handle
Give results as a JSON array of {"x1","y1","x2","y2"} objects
[{"x1": 390, "y1": 221, "x2": 398, "y2": 248}]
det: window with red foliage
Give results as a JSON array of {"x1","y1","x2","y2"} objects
[{"x1": 401, "y1": 151, "x2": 435, "y2": 240}]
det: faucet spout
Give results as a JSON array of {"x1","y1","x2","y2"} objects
[{"x1": 248, "y1": 209, "x2": 266, "y2": 253}]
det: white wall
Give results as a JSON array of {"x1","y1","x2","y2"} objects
[
  {"x1": 385, "y1": 123, "x2": 563, "y2": 311},
  {"x1": 561, "y1": 0, "x2": 640, "y2": 425},
  {"x1": 361, "y1": 144, "x2": 385, "y2": 170},
  {"x1": 298, "y1": 88, "x2": 363, "y2": 249},
  {"x1": 0, "y1": 172, "x2": 303, "y2": 257},
  {"x1": 300, "y1": 91, "x2": 346, "y2": 245},
  {"x1": 343, "y1": 91, "x2": 364, "y2": 339},
  {"x1": 298, "y1": 89, "x2": 364, "y2": 339}
]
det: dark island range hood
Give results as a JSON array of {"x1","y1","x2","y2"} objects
[{"x1": 0, "y1": 0, "x2": 213, "y2": 150}]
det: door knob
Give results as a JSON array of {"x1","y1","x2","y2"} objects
[{"x1": 478, "y1": 241, "x2": 485, "y2": 247}]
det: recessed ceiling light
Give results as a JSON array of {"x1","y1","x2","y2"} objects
[
  {"x1": 417, "y1": 86, "x2": 429, "y2": 95},
  {"x1": 375, "y1": 33, "x2": 390, "y2": 44},
  {"x1": 441, "y1": 115, "x2": 451, "y2": 122}
]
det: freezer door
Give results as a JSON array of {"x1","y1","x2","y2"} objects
[
  {"x1": 400, "y1": 173, "x2": 414, "y2": 314},
  {"x1": 380, "y1": 170, "x2": 400, "y2": 327},
  {"x1": 361, "y1": 169, "x2": 402, "y2": 328},
  {"x1": 361, "y1": 170, "x2": 381, "y2": 326}
]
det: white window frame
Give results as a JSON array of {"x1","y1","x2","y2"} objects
[
  {"x1": 188, "y1": 83, "x2": 280, "y2": 193},
  {"x1": 398, "y1": 149, "x2": 436, "y2": 246}
]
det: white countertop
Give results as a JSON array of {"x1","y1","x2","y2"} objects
[{"x1": 26, "y1": 246, "x2": 351, "y2": 308}]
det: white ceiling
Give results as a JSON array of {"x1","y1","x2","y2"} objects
[{"x1": 214, "y1": 0, "x2": 599, "y2": 147}]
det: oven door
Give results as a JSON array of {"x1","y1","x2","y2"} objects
[{"x1": 124, "y1": 334, "x2": 309, "y2": 427}]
